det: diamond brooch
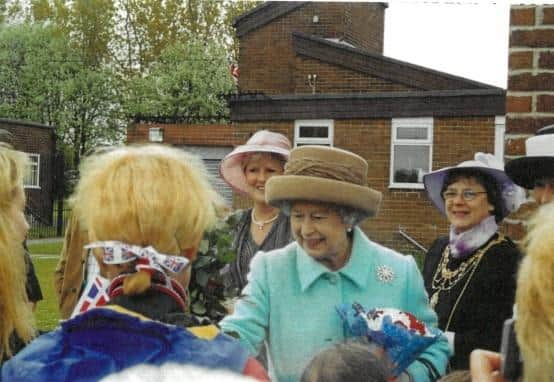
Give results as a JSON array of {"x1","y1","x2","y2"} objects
[{"x1": 376, "y1": 265, "x2": 394, "y2": 283}]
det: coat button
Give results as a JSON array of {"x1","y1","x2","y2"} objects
[{"x1": 71, "y1": 288, "x2": 77, "y2": 293}]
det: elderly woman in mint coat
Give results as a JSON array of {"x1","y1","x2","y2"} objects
[{"x1": 220, "y1": 146, "x2": 450, "y2": 382}]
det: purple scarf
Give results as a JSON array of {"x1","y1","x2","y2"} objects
[{"x1": 449, "y1": 216, "x2": 498, "y2": 259}]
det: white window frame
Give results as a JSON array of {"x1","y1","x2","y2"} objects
[
  {"x1": 389, "y1": 117, "x2": 433, "y2": 190},
  {"x1": 294, "y1": 119, "x2": 334, "y2": 147},
  {"x1": 24, "y1": 153, "x2": 40, "y2": 189},
  {"x1": 148, "y1": 127, "x2": 164, "y2": 142}
]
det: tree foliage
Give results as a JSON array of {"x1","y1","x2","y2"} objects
[
  {"x1": 0, "y1": 23, "x2": 123, "y2": 166},
  {"x1": 0, "y1": 0, "x2": 260, "y2": 165},
  {"x1": 189, "y1": 215, "x2": 239, "y2": 321},
  {"x1": 124, "y1": 39, "x2": 235, "y2": 122}
]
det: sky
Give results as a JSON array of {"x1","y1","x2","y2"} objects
[{"x1": 383, "y1": 1, "x2": 511, "y2": 89}]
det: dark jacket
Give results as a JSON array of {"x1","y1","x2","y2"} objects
[
  {"x1": 23, "y1": 243, "x2": 43, "y2": 303},
  {"x1": 422, "y1": 233, "x2": 521, "y2": 370}
]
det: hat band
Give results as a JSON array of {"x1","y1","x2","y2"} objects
[{"x1": 284, "y1": 158, "x2": 365, "y2": 185}]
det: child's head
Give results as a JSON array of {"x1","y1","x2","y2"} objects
[
  {"x1": 301, "y1": 338, "x2": 392, "y2": 382},
  {"x1": 72, "y1": 144, "x2": 223, "y2": 258},
  {"x1": 71, "y1": 145, "x2": 225, "y2": 304}
]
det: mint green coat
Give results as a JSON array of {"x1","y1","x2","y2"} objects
[{"x1": 220, "y1": 228, "x2": 450, "y2": 382}]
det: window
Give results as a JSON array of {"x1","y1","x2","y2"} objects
[
  {"x1": 390, "y1": 118, "x2": 433, "y2": 189},
  {"x1": 148, "y1": 127, "x2": 164, "y2": 142},
  {"x1": 294, "y1": 120, "x2": 334, "y2": 147},
  {"x1": 24, "y1": 153, "x2": 40, "y2": 188}
]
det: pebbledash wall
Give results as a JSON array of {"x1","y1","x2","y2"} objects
[
  {"x1": 128, "y1": 2, "x2": 505, "y2": 255},
  {"x1": 504, "y1": 5, "x2": 554, "y2": 241}
]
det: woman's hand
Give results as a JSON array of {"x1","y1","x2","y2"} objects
[{"x1": 470, "y1": 349, "x2": 505, "y2": 382}]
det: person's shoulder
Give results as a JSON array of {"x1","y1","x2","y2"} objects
[
  {"x1": 428, "y1": 235, "x2": 449, "y2": 252},
  {"x1": 496, "y1": 234, "x2": 520, "y2": 249},
  {"x1": 485, "y1": 233, "x2": 522, "y2": 261},
  {"x1": 251, "y1": 242, "x2": 297, "y2": 267},
  {"x1": 225, "y1": 209, "x2": 249, "y2": 225},
  {"x1": 358, "y1": 232, "x2": 415, "y2": 266}
]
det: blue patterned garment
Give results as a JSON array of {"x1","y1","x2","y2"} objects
[{"x1": 1, "y1": 307, "x2": 250, "y2": 382}]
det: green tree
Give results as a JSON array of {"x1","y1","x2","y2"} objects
[
  {"x1": 110, "y1": 0, "x2": 257, "y2": 75},
  {"x1": 1, "y1": 0, "x2": 261, "y2": 153},
  {"x1": 124, "y1": 39, "x2": 235, "y2": 122},
  {"x1": 0, "y1": 23, "x2": 123, "y2": 166}
]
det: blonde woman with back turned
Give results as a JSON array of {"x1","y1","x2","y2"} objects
[
  {"x1": 2, "y1": 144, "x2": 269, "y2": 381},
  {"x1": 0, "y1": 144, "x2": 35, "y2": 365}
]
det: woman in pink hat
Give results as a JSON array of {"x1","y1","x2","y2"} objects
[
  {"x1": 422, "y1": 153, "x2": 525, "y2": 371},
  {"x1": 219, "y1": 130, "x2": 294, "y2": 292}
]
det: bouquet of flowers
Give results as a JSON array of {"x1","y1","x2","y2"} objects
[{"x1": 337, "y1": 303, "x2": 441, "y2": 376}]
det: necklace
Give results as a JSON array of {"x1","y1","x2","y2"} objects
[
  {"x1": 251, "y1": 209, "x2": 279, "y2": 230},
  {"x1": 429, "y1": 235, "x2": 503, "y2": 309}
]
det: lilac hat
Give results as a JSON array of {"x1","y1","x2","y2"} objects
[
  {"x1": 423, "y1": 152, "x2": 526, "y2": 220},
  {"x1": 219, "y1": 130, "x2": 291, "y2": 194}
]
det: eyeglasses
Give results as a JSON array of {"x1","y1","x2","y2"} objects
[{"x1": 442, "y1": 190, "x2": 487, "y2": 201}]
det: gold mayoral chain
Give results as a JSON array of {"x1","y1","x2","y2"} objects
[
  {"x1": 429, "y1": 235, "x2": 504, "y2": 310},
  {"x1": 251, "y1": 210, "x2": 279, "y2": 230}
]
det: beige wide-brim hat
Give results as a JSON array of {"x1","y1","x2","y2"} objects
[
  {"x1": 219, "y1": 130, "x2": 291, "y2": 194},
  {"x1": 266, "y1": 146, "x2": 382, "y2": 217}
]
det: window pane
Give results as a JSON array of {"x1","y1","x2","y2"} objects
[
  {"x1": 24, "y1": 156, "x2": 39, "y2": 187},
  {"x1": 299, "y1": 125, "x2": 329, "y2": 138},
  {"x1": 393, "y1": 145, "x2": 430, "y2": 183},
  {"x1": 296, "y1": 143, "x2": 330, "y2": 147},
  {"x1": 24, "y1": 167, "x2": 38, "y2": 186},
  {"x1": 396, "y1": 127, "x2": 427, "y2": 140}
]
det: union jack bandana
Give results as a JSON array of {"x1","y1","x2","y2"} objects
[{"x1": 85, "y1": 241, "x2": 190, "y2": 275}]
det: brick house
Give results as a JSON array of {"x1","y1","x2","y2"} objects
[
  {"x1": 0, "y1": 118, "x2": 57, "y2": 223},
  {"x1": 128, "y1": 2, "x2": 506, "y2": 255},
  {"x1": 504, "y1": 5, "x2": 554, "y2": 240}
]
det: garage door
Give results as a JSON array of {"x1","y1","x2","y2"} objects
[{"x1": 181, "y1": 145, "x2": 234, "y2": 206}]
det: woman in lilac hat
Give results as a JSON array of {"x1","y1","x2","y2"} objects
[
  {"x1": 421, "y1": 153, "x2": 525, "y2": 371},
  {"x1": 219, "y1": 130, "x2": 294, "y2": 293}
]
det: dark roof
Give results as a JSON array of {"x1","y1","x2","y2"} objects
[
  {"x1": 293, "y1": 32, "x2": 503, "y2": 91},
  {"x1": 0, "y1": 118, "x2": 55, "y2": 131},
  {"x1": 230, "y1": 89, "x2": 506, "y2": 121},
  {"x1": 233, "y1": 1, "x2": 308, "y2": 37}
]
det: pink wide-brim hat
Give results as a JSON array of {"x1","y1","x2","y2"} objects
[{"x1": 219, "y1": 130, "x2": 291, "y2": 194}]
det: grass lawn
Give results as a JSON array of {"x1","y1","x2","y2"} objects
[{"x1": 28, "y1": 240, "x2": 63, "y2": 331}]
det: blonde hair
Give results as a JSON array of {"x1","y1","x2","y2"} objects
[
  {"x1": 70, "y1": 145, "x2": 224, "y2": 294},
  {"x1": 0, "y1": 144, "x2": 35, "y2": 359},
  {"x1": 516, "y1": 203, "x2": 554, "y2": 382}
]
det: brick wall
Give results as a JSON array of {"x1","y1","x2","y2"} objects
[
  {"x1": 294, "y1": 56, "x2": 414, "y2": 94},
  {"x1": 505, "y1": 5, "x2": 554, "y2": 239},
  {"x1": 127, "y1": 123, "x2": 241, "y2": 146},
  {"x1": 137, "y1": 117, "x2": 498, "y2": 253},
  {"x1": 0, "y1": 120, "x2": 56, "y2": 222},
  {"x1": 238, "y1": 2, "x2": 385, "y2": 94}
]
